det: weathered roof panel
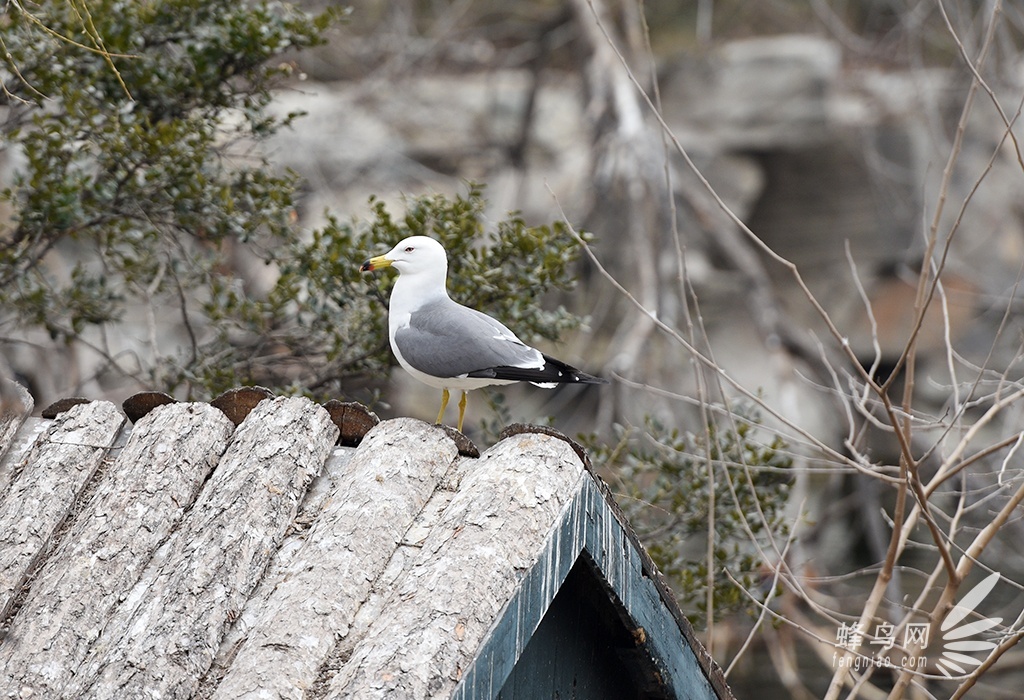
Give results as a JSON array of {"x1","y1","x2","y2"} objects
[
  {"x1": 212, "y1": 417, "x2": 457, "y2": 699},
  {"x1": 66, "y1": 397, "x2": 338, "y2": 699},
  {"x1": 0, "y1": 381, "x2": 34, "y2": 478},
  {"x1": 321, "y1": 431, "x2": 585, "y2": 699},
  {"x1": 0, "y1": 401, "x2": 126, "y2": 623},
  {"x1": 0, "y1": 402, "x2": 233, "y2": 692},
  {"x1": 0, "y1": 390, "x2": 730, "y2": 700}
]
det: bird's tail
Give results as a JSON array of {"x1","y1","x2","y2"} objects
[
  {"x1": 529, "y1": 354, "x2": 608, "y2": 388},
  {"x1": 468, "y1": 354, "x2": 607, "y2": 387}
]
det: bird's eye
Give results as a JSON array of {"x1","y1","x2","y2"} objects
[{"x1": 404, "y1": 246, "x2": 414, "y2": 252}]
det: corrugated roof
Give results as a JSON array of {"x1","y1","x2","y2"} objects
[{"x1": 0, "y1": 386, "x2": 730, "y2": 699}]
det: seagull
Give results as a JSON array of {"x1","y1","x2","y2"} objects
[{"x1": 360, "y1": 236, "x2": 606, "y2": 432}]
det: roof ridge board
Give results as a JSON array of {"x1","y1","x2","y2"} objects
[{"x1": 454, "y1": 472, "x2": 735, "y2": 700}]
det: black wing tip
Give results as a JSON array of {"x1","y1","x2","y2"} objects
[
  {"x1": 543, "y1": 354, "x2": 608, "y2": 385},
  {"x1": 571, "y1": 370, "x2": 609, "y2": 385},
  {"x1": 467, "y1": 355, "x2": 608, "y2": 385}
]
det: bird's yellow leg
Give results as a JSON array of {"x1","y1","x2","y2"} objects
[
  {"x1": 457, "y1": 391, "x2": 468, "y2": 433},
  {"x1": 436, "y1": 388, "x2": 450, "y2": 425}
]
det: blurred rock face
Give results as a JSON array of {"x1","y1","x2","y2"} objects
[
  {"x1": 256, "y1": 33, "x2": 1019, "y2": 432},
  {"x1": 6, "y1": 30, "x2": 1022, "y2": 441}
]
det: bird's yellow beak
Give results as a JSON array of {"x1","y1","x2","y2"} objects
[{"x1": 360, "y1": 255, "x2": 393, "y2": 272}]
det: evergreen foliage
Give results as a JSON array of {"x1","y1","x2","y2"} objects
[
  {"x1": 198, "y1": 186, "x2": 587, "y2": 399},
  {"x1": 0, "y1": 2, "x2": 585, "y2": 402},
  {"x1": 587, "y1": 408, "x2": 792, "y2": 619}
]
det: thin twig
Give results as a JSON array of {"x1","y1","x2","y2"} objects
[{"x1": 723, "y1": 515, "x2": 799, "y2": 676}]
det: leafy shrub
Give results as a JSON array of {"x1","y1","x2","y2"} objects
[
  {"x1": 586, "y1": 407, "x2": 792, "y2": 618},
  {"x1": 0, "y1": 2, "x2": 586, "y2": 404},
  {"x1": 196, "y1": 185, "x2": 588, "y2": 399}
]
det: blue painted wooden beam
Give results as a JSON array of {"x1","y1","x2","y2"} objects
[{"x1": 453, "y1": 471, "x2": 734, "y2": 699}]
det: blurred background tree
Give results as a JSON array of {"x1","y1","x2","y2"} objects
[
  {"x1": 0, "y1": 0, "x2": 585, "y2": 405},
  {"x1": 0, "y1": 0, "x2": 335, "y2": 395}
]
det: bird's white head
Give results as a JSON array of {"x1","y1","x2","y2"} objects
[
  {"x1": 360, "y1": 236, "x2": 447, "y2": 275},
  {"x1": 360, "y1": 236, "x2": 450, "y2": 298}
]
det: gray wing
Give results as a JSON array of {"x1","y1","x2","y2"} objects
[{"x1": 395, "y1": 299, "x2": 542, "y2": 379}]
